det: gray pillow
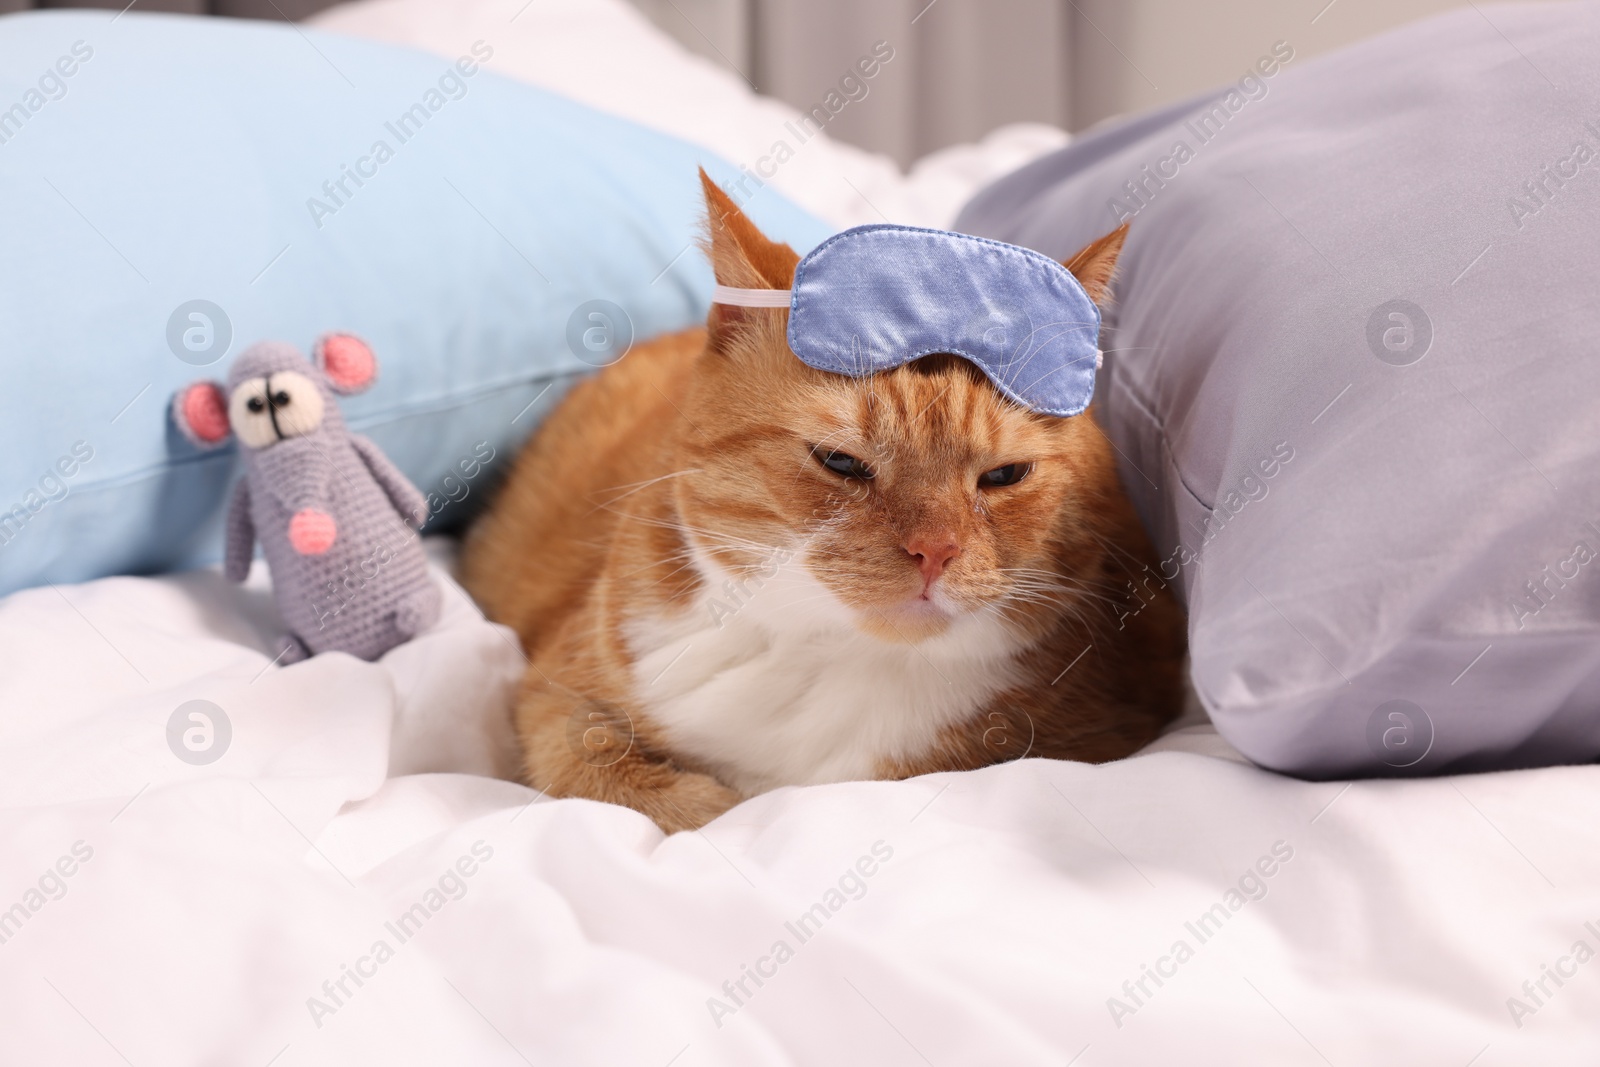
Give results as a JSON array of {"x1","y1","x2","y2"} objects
[{"x1": 957, "y1": 2, "x2": 1600, "y2": 777}]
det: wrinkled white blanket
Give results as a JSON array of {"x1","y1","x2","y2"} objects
[{"x1": 2, "y1": 543, "x2": 1597, "y2": 1065}]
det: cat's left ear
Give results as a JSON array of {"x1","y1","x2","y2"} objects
[
  {"x1": 698, "y1": 168, "x2": 800, "y2": 341},
  {"x1": 1063, "y1": 223, "x2": 1129, "y2": 308}
]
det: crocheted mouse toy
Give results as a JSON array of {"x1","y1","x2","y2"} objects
[{"x1": 171, "y1": 333, "x2": 440, "y2": 663}]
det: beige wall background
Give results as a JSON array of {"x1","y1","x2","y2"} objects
[{"x1": 629, "y1": 0, "x2": 1545, "y2": 165}]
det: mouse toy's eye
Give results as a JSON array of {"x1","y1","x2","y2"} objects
[
  {"x1": 979, "y1": 462, "x2": 1032, "y2": 488},
  {"x1": 227, "y1": 370, "x2": 326, "y2": 450},
  {"x1": 816, "y1": 449, "x2": 874, "y2": 481}
]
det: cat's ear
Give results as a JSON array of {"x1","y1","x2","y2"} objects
[
  {"x1": 698, "y1": 168, "x2": 800, "y2": 338},
  {"x1": 1063, "y1": 223, "x2": 1129, "y2": 308}
]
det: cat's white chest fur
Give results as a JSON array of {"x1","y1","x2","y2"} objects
[{"x1": 626, "y1": 545, "x2": 1024, "y2": 796}]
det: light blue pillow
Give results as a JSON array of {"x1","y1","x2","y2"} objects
[{"x1": 0, "y1": 10, "x2": 831, "y2": 598}]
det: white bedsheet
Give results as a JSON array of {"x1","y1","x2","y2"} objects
[{"x1": 3, "y1": 546, "x2": 1598, "y2": 1065}]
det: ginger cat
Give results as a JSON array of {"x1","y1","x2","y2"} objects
[{"x1": 460, "y1": 172, "x2": 1186, "y2": 832}]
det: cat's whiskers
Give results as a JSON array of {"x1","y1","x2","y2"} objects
[
  {"x1": 986, "y1": 593, "x2": 1103, "y2": 641},
  {"x1": 1009, "y1": 581, "x2": 1124, "y2": 608},
  {"x1": 641, "y1": 554, "x2": 710, "y2": 589},
  {"x1": 990, "y1": 589, "x2": 1104, "y2": 639},
  {"x1": 1083, "y1": 528, "x2": 1168, "y2": 581},
  {"x1": 993, "y1": 572, "x2": 1122, "y2": 635},
  {"x1": 583, "y1": 467, "x2": 705, "y2": 516},
  {"x1": 998, "y1": 566, "x2": 1128, "y2": 605},
  {"x1": 1007, "y1": 570, "x2": 1134, "y2": 603},
  {"x1": 648, "y1": 535, "x2": 799, "y2": 592},
  {"x1": 608, "y1": 507, "x2": 783, "y2": 557},
  {"x1": 616, "y1": 545, "x2": 699, "y2": 581},
  {"x1": 596, "y1": 511, "x2": 796, "y2": 594}
]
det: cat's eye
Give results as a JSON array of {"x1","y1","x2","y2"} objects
[
  {"x1": 816, "y1": 449, "x2": 874, "y2": 480},
  {"x1": 979, "y1": 462, "x2": 1032, "y2": 488}
]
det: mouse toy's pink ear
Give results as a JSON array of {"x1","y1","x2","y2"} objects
[
  {"x1": 313, "y1": 332, "x2": 378, "y2": 395},
  {"x1": 172, "y1": 381, "x2": 232, "y2": 448}
]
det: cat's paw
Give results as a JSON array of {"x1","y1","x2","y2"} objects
[{"x1": 648, "y1": 772, "x2": 742, "y2": 834}]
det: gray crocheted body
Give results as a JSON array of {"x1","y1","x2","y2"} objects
[{"x1": 174, "y1": 336, "x2": 440, "y2": 663}]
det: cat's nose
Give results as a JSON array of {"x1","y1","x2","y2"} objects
[{"x1": 905, "y1": 534, "x2": 960, "y2": 586}]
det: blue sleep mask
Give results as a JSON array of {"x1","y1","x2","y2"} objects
[{"x1": 711, "y1": 224, "x2": 1103, "y2": 417}]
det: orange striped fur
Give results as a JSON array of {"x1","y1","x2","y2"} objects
[{"x1": 460, "y1": 171, "x2": 1186, "y2": 832}]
